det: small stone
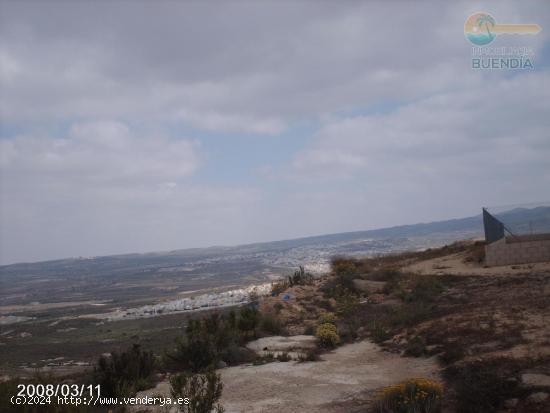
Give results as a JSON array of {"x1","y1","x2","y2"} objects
[
  {"x1": 522, "y1": 373, "x2": 550, "y2": 387},
  {"x1": 216, "y1": 360, "x2": 227, "y2": 369},
  {"x1": 527, "y1": 392, "x2": 548, "y2": 404}
]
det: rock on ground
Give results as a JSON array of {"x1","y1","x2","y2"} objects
[
  {"x1": 521, "y1": 373, "x2": 550, "y2": 388},
  {"x1": 246, "y1": 335, "x2": 317, "y2": 355},
  {"x1": 527, "y1": 392, "x2": 549, "y2": 404}
]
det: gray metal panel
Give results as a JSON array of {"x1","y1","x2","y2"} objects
[{"x1": 483, "y1": 208, "x2": 504, "y2": 243}]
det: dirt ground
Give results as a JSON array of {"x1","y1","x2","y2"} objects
[
  {"x1": 400, "y1": 251, "x2": 550, "y2": 361},
  {"x1": 136, "y1": 243, "x2": 550, "y2": 413},
  {"x1": 220, "y1": 340, "x2": 440, "y2": 413},
  {"x1": 404, "y1": 250, "x2": 550, "y2": 277},
  {"x1": 137, "y1": 339, "x2": 440, "y2": 413}
]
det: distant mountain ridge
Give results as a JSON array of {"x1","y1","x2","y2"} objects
[
  {"x1": 2, "y1": 206, "x2": 549, "y2": 269},
  {"x1": 293, "y1": 205, "x2": 550, "y2": 245},
  {"x1": 2, "y1": 206, "x2": 549, "y2": 309}
]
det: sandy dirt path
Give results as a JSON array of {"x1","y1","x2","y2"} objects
[
  {"x1": 404, "y1": 251, "x2": 550, "y2": 277},
  {"x1": 220, "y1": 340, "x2": 440, "y2": 413}
]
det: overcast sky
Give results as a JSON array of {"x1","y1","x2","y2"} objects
[{"x1": 1, "y1": 1, "x2": 549, "y2": 264}]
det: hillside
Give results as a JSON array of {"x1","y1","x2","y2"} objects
[
  {"x1": 220, "y1": 242, "x2": 550, "y2": 412},
  {"x1": 3, "y1": 206, "x2": 549, "y2": 312}
]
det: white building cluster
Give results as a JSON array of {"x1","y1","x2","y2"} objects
[{"x1": 104, "y1": 283, "x2": 272, "y2": 321}]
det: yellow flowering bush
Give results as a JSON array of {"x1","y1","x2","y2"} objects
[
  {"x1": 377, "y1": 378, "x2": 443, "y2": 413},
  {"x1": 315, "y1": 322, "x2": 340, "y2": 348}
]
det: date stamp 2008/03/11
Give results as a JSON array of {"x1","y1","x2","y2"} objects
[{"x1": 11, "y1": 384, "x2": 190, "y2": 408}]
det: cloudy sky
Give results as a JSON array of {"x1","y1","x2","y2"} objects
[{"x1": 1, "y1": 1, "x2": 549, "y2": 264}]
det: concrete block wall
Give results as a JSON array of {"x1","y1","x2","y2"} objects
[{"x1": 485, "y1": 236, "x2": 550, "y2": 266}]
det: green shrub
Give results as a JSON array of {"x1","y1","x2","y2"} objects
[
  {"x1": 389, "y1": 303, "x2": 434, "y2": 328},
  {"x1": 274, "y1": 302, "x2": 284, "y2": 313},
  {"x1": 368, "y1": 320, "x2": 391, "y2": 343},
  {"x1": 332, "y1": 259, "x2": 360, "y2": 293},
  {"x1": 167, "y1": 307, "x2": 283, "y2": 373},
  {"x1": 260, "y1": 313, "x2": 281, "y2": 335},
  {"x1": 318, "y1": 312, "x2": 337, "y2": 325},
  {"x1": 438, "y1": 342, "x2": 465, "y2": 365},
  {"x1": 288, "y1": 266, "x2": 314, "y2": 287},
  {"x1": 336, "y1": 290, "x2": 359, "y2": 318},
  {"x1": 366, "y1": 268, "x2": 401, "y2": 282},
  {"x1": 446, "y1": 359, "x2": 519, "y2": 413},
  {"x1": 319, "y1": 277, "x2": 338, "y2": 298},
  {"x1": 168, "y1": 312, "x2": 240, "y2": 373},
  {"x1": 227, "y1": 309, "x2": 237, "y2": 329},
  {"x1": 170, "y1": 370, "x2": 224, "y2": 413},
  {"x1": 316, "y1": 323, "x2": 340, "y2": 348},
  {"x1": 238, "y1": 305, "x2": 259, "y2": 338},
  {"x1": 93, "y1": 343, "x2": 155, "y2": 397},
  {"x1": 405, "y1": 336, "x2": 426, "y2": 357},
  {"x1": 170, "y1": 331, "x2": 218, "y2": 373},
  {"x1": 312, "y1": 297, "x2": 333, "y2": 311},
  {"x1": 219, "y1": 344, "x2": 254, "y2": 365},
  {"x1": 380, "y1": 270, "x2": 402, "y2": 295},
  {"x1": 402, "y1": 276, "x2": 444, "y2": 303},
  {"x1": 332, "y1": 259, "x2": 358, "y2": 278},
  {"x1": 377, "y1": 378, "x2": 443, "y2": 413},
  {"x1": 0, "y1": 380, "x2": 21, "y2": 413}
]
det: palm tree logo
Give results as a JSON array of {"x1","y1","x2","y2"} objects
[
  {"x1": 476, "y1": 14, "x2": 496, "y2": 39},
  {"x1": 465, "y1": 12, "x2": 497, "y2": 45}
]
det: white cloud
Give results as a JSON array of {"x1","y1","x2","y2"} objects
[
  {"x1": 3, "y1": 2, "x2": 547, "y2": 131},
  {"x1": 0, "y1": 121, "x2": 216, "y2": 262},
  {"x1": 292, "y1": 71, "x2": 550, "y2": 178},
  {"x1": 278, "y1": 71, "x2": 550, "y2": 229},
  {"x1": 0, "y1": 50, "x2": 20, "y2": 83},
  {"x1": 0, "y1": 1, "x2": 549, "y2": 263},
  {"x1": 1, "y1": 121, "x2": 200, "y2": 184},
  {"x1": 177, "y1": 109, "x2": 285, "y2": 135},
  {"x1": 0, "y1": 125, "x2": 263, "y2": 263}
]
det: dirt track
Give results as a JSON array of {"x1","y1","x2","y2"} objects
[
  {"x1": 220, "y1": 340, "x2": 440, "y2": 413},
  {"x1": 404, "y1": 250, "x2": 550, "y2": 277}
]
